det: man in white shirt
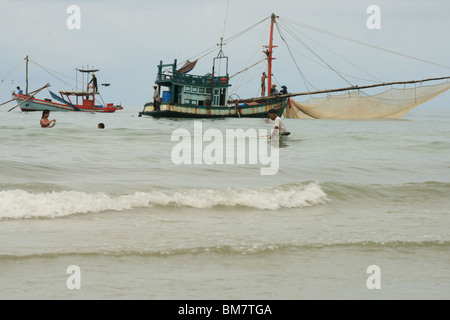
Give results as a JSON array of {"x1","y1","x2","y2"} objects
[{"x1": 268, "y1": 109, "x2": 286, "y2": 139}]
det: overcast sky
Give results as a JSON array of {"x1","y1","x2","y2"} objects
[{"x1": 0, "y1": 0, "x2": 449, "y2": 108}]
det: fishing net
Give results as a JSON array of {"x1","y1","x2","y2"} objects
[{"x1": 284, "y1": 81, "x2": 450, "y2": 119}]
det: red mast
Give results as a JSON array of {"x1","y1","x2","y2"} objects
[{"x1": 266, "y1": 13, "x2": 278, "y2": 93}]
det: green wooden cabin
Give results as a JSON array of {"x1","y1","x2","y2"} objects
[{"x1": 155, "y1": 59, "x2": 231, "y2": 108}]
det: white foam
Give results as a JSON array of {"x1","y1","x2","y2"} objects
[{"x1": 0, "y1": 183, "x2": 328, "y2": 219}]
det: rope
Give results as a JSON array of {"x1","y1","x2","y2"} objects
[
  {"x1": 286, "y1": 45, "x2": 381, "y2": 83},
  {"x1": 223, "y1": 16, "x2": 270, "y2": 46},
  {"x1": 222, "y1": 0, "x2": 230, "y2": 38},
  {"x1": 30, "y1": 59, "x2": 76, "y2": 88},
  {"x1": 30, "y1": 59, "x2": 77, "y2": 82},
  {"x1": 232, "y1": 22, "x2": 269, "y2": 95},
  {"x1": 281, "y1": 17, "x2": 450, "y2": 70},
  {"x1": 230, "y1": 58, "x2": 266, "y2": 79},
  {"x1": 277, "y1": 20, "x2": 354, "y2": 88},
  {"x1": 98, "y1": 92, "x2": 107, "y2": 107},
  {"x1": 0, "y1": 60, "x2": 25, "y2": 92},
  {"x1": 230, "y1": 69, "x2": 261, "y2": 95},
  {"x1": 279, "y1": 19, "x2": 382, "y2": 83},
  {"x1": 178, "y1": 16, "x2": 271, "y2": 68},
  {"x1": 275, "y1": 20, "x2": 319, "y2": 91}
]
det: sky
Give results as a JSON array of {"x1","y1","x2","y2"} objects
[{"x1": 0, "y1": 0, "x2": 449, "y2": 109}]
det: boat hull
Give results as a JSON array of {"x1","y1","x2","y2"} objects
[
  {"x1": 15, "y1": 96, "x2": 120, "y2": 113},
  {"x1": 139, "y1": 97, "x2": 289, "y2": 118}
]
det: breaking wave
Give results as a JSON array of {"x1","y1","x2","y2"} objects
[{"x1": 0, "y1": 182, "x2": 328, "y2": 219}]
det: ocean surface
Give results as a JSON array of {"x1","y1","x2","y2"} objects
[{"x1": 0, "y1": 104, "x2": 449, "y2": 300}]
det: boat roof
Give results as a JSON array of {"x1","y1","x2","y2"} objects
[
  {"x1": 59, "y1": 90, "x2": 95, "y2": 96},
  {"x1": 77, "y1": 69, "x2": 99, "y2": 73}
]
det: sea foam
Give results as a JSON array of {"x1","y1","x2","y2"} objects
[{"x1": 0, "y1": 182, "x2": 328, "y2": 219}]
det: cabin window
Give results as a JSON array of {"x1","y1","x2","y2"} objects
[
  {"x1": 214, "y1": 89, "x2": 219, "y2": 95},
  {"x1": 192, "y1": 87, "x2": 198, "y2": 93},
  {"x1": 199, "y1": 88, "x2": 205, "y2": 93},
  {"x1": 185, "y1": 86, "x2": 191, "y2": 92},
  {"x1": 206, "y1": 88, "x2": 212, "y2": 94},
  {"x1": 198, "y1": 100, "x2": 204, "y2": 106}
]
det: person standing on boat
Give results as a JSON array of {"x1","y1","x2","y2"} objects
[
  {"x1": 268, "y1": 109, "x2": 286, "y2": 138},
  {"x1": 40, "y1": 110, "x2": 56, "y2": 128},
  {"x1": 89, "y1": 74, "x2": 98, "y2": 93},
  {"x1": 153, "y1": 85, "x2": 161, "y2": 111},
  {"x1": 261, "y1": 72, "x2": 268, "y2": 97},
  {"x1": 280, "y1": 85, "x2": 288, "y2": 95}
]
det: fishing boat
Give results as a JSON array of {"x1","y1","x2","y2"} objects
[
  {"x1": 15, "y1": 90, "x2": 122, "y2": 113},
  {"x1": 139, "y1": 13, "x2": 449, "y2": 120},
  {"x1": 9, "y1": 57, "x2": 122, "y2": 113},
  {"x1": 139, "y1": 14, "x2": 289, "y2": 118}
]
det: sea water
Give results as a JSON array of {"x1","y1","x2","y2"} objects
[{"x1": 0, "y1": 105, "x2": 449, "y2": 299}]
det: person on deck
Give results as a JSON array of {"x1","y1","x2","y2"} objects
[
  {"x1": 280, "y1": 85, "x2": 288, "y2": 95},
  {"x1": 153, "y1": 85, "x2": 161, "y2": 111},
  {"x1": 270, "y1": 84, "x2": 279, "y2": 96},
  {"x1": 261, "y1": 72, "x2": 268, "y2": 97},
  {"x1": 40, "y1": 110, "x2": 56, "y2": 128},
  {"x1": 16, "y1": 86, "x2": 23, "y2": 96},
  {"x1": 89, "y1": 74, "x2": 98, "y2": 93},
  {"x1": 268, "y1": 109, "x2": 286, "y2": 139}
]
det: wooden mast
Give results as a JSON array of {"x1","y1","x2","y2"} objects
[
  {"x1": 266, "y1": 13, "x2": 277, "y2": 93},
  {"x1": 25, "y1": 55, "x2": 29, "y2": 95}
]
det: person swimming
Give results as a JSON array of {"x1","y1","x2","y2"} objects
[{"x1": 40, "y1": 110, "x2": 56, "y2": 128}]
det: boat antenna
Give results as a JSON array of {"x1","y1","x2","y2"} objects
[
  {"x1": 217, "y1": 37, "x2": 226, "y2": 58},
  {"x1": 222, "y1": 0, "x2": 230, "y2": 38}
]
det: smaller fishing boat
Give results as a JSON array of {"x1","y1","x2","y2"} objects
[
  {"x1": 10, "y1": 57, "x2": 122, "y2": 113},
  {"x1": 15, "y1": 89, "x2": 122, "y2": 113}
]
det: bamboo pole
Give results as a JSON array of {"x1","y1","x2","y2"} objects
[
  {"x1": 7, "y1": 83, "x2": 50, "y2": 112},
  {"x1": 234, "y1": 76, "x2": 450, "y2": 103},
  {"x1": 0, "y1": 97, "x2": 17, "y2": 107},
  {"x1": 0, "y1": 85, "x2": 51, "y2": 107}
]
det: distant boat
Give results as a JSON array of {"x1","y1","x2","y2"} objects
[
  {"x1": 11, "y1": 57, "x2": 122, "y2": 113},
  {"x1": 139, "y1": 14, "x2": 288, "y2": 118},
  {"x1": 15, "y1": 90, "x2": 122, "y2": 113}
]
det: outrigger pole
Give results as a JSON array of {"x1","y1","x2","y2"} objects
[
  {"x1": 0, "y1": 83, "x2": 51, "y2": 108},
  {"x1": 235, "y1": 76, "x2": 450, "y2": 103},
  {"x1": 7, "y1": 83, "x2": 50, "y2": 112}
]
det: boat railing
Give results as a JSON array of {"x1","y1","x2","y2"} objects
[{"x1": 156, "y1": 72, "x2": 229, "y2": 87}]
